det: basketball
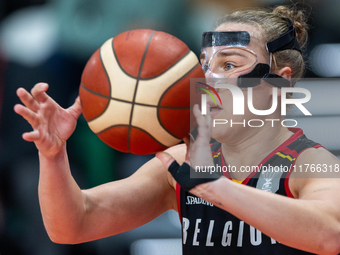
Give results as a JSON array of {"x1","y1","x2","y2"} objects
[{"x1": 79, "y1": 29, "x2": 204, "y2": 155}]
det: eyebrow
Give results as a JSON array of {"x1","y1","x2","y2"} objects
[
  {"x1": 200, "y1": 50, "x2": 247, "y2": 61},
  {"x1": 216, "y1": 50, "x2": 247, "y2": 58}
]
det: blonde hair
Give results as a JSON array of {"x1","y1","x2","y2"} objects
[{"x1": 215, "y1": 6, "x2": 309, "y2": 79}]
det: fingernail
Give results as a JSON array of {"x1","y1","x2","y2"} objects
[{"x1": 39, "y1": 83, "x2": 47, "y2": 89}]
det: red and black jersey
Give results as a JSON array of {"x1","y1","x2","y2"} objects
[{"x1": 176, "y1": 128, "x2": 323, "y2": 255}]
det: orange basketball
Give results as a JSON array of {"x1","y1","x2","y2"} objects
[{"x1": 79, "y1": 29, "x2": 204, "y2": 155}]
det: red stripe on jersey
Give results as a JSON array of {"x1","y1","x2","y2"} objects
[
  {"x1": 280, "y1": 129, "x2": 314, "y2": 157},
  {"x1": 284, "y1": 143, "x2": 324, "y2": 198},
  {"x1": 280, "y1": 147, "x2": 299, "y2": 158},
  {"x1": 218, "y1": 128, "x2": 304, "y2": 185},
  {"x1": 242, "y1": 128, "x2": 304, "y2": 185},
  {"x1": 284, "y1": 172, "x2": 295, "y2": 198},
  {"x1": 211, "y1": 146, "x2": 220, "y2": 157}
]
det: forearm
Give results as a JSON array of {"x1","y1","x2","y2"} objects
[
  {"x1": 38, "y1": 144, "x2": 85, "y2": 243},
  {"x1": 192, "y1": 178, "x2": 340, "y2": 254}
]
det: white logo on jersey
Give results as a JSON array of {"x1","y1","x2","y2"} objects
[
  {"x1": 262, "y1": 178, "x2": 273, "y2": 192},
  {"x1": 186, "y1": 196, "x2": 214, "y2": 207}
]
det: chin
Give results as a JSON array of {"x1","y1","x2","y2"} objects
[{"x1": 211, "y1": 125, "x2": 232, "y2": 142}]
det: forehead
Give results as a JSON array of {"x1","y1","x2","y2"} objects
[{"x1": 214, "y1": 23, "x2": 266, "y2": 54}]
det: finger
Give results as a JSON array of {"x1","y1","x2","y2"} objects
[
  {"x1": 193, "y1": 105, "x2": 211, "y2": 140},
  {"x1": 67, "y1": 96, "x2": 82, "y2": 120},
  {"x1": 204, "y1": 103, "x2": 212, "y2": 124},
  {"x1": 193, "y1": 104, "x2": 211, "y2": 126},
  {"x1": 193, "y1": 104, "x2": 211, "y2": 127},
  {"x1": 189, "y1": 133, "x2": 196, "y2": 144},
  {"x1": 155, "y1": 151, "x2": 176, "y2": 169},
  {"x1": 31, "y1": 83, "x2": 49, "y2": 103},
  {"x1": 16, "y1": 87, "x2": 40, "y2": 112},
  {"x1": 14, "y1": 104, "x2": 39, "y2": 128},
  {"x1": 183, "y1": 135, "x2": 191, "y2": 162},
  {"x1": 193, "y1": 104, "x2": 206, "y2": 126},
  {"x1": 22, "y1": 130, "x2": 40, "y2": 141}
]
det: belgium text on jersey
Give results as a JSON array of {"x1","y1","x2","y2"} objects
[{"x1": 182, "y1": 218, "x2": 278, "y2": 247}]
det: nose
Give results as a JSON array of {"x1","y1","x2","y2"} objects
[{"x1": 204, "y1": 69, "x2": 217, "y2": 79}]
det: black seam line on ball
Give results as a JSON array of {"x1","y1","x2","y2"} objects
[
  {"x1": 127, "y1": 31, "x2": 156, "y2": 153},
  {"x1": 81, "y1": 83, "x2": 191, "y2": 109},
  {"x1": 91, "y1": 46, "x2": 111, "y2": 121},
  {"x1": 138, "y1": 50, "x2": 191, "y2": 80},
  {"x1": 111, "y1": 41, "x2": 191, "y2": 81},
  {"x1": 111, "y1": 37, "x2": 138, "y2": 80},
  {"x1": 156, "y1": 62, "x2": 201, "y2": 140},
  {"x1": 96, "y1": 124, "x2": 170, "y2": 148},
  {"x1": 100, "y1": 44, "x2": 112, "y2": 113}
]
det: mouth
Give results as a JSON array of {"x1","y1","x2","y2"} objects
[
  {"x1": 210, "y1": 106, "x2": 222, "y2": 114},
  {"x1": 207, "y1": 101, "x2": 221, "y2": 109},
  {"x1": 210, "y1": 106, "x2": 221, "y2": 110},
  {"x1": 207, "y1": 101, "x2": 222, "y2": 115}
]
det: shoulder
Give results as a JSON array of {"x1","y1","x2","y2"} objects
[
  {"x1": 135, "y1": 143, "x2": 186, "y2": 185},
  {"x1": 294, "y1": 146, "x2": 340, "y2": 172},
  {"x1": 289, "y1": 146, "x2": 340, "y2": 198}
]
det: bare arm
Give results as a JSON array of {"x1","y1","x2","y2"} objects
[
  {"x1": 14, "y1": 83, "x2": 185, "y2": 244},
  {"x1": 39, "y1": 144, "x2": 184, "y2": 244},
  {"x1": 78, "y1": 143, "x2": 186, "y2": 243},
  {"x1": 192, "y1": 149, "x2": 340, "y2": 255}
]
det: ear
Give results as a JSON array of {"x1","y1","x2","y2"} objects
[
  {"x1": 277, "y1": 66, "x2": 292, "y2": 80},
  {"x1": 275, "y1": 67, "x2": 291, "y2": 97}
]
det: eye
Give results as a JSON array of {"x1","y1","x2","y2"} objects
[{"x1": 224, "y1": 63, "x2": 235, "y2": 71}]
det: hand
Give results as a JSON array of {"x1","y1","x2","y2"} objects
[
  {"x1": 187, "y1": 104, "x2": 215, "y2": 169},
  {"x1": 14, "y1": 83, "x2": 82, "y2": 158},
  {"x1": 157, "y1": 104, "x2": 214, "y2": 169},
  {"x1": 156, "y1": 104, "x2": 217, "y2": 191}
]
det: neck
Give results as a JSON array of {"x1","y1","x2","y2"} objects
[{"x1": 220, "y1": 122, "x2": 294, "y2": 181}]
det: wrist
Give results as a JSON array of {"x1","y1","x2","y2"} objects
[
  {"x1": 190, "y1": 177, "x2": 223, "y2": 200},
  {"x1": 191, "y1": 177, "x2": 235, "y2": 210},
  {"x1": 169, "y1": 162, "x2": 221, "y2": 191},
  {"x1": 38, "y1": 143, "x2": 67, "y2": 161}
]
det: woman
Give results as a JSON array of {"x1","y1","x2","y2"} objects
[{"x1": 14, "y1": 6, "x2": 340, "y2": 255}]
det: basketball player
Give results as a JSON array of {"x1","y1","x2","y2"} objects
[{"x1": 14, "y1": 6, "x2": 340, "y2": 255}]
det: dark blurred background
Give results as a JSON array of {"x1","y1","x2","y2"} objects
[{"x1": 0, "y1": 0, "x2": 339, "y2": 254}]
